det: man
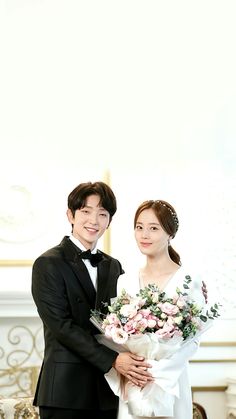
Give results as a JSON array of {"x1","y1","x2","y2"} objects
[{"x1": 32, "y1": 181, "x2": 151, "y2": 419}]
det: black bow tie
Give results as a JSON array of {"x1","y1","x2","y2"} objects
[{"x1": 79, "y1": 250, "x2": 104, "y2": 267}]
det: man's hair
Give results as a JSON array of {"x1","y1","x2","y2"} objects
[{"x1": 68, "y1": 181, "x2": 117, "y2": 223}]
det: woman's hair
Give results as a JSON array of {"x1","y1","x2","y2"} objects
[
  {"x1": 68, "y1": 181, "x2": 117, "y2": 224},
  {"x1": 134, "y1": 200, "x2": 181, "y2": 265}
]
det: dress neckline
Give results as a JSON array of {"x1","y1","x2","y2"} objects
[{"x1": 139, "y1": 266, "x2": 182, "y2": 291}]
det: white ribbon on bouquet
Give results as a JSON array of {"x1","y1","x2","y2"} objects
[{"x1": 96, "y1": 323, "x2": 212, "y2": 417}]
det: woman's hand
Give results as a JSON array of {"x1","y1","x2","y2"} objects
[{"x1": 112, "y1": 352, "x2": 153, "y2": 387}]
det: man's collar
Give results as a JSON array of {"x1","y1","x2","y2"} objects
[{"x1": 69, "y1": 235, "x2": 97, "y2": 254}]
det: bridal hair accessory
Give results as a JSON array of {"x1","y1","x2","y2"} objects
[{"x1": 156, "y1": 200, "x2": 179, "y2": 230}]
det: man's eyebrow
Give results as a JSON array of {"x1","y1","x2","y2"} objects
[{"x1": 84, "y1": 205, "x2": 107, "y2": 210}]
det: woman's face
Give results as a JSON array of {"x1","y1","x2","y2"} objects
[{"x1": 134, "y1": 208, "x2": 170, "y2": 256}]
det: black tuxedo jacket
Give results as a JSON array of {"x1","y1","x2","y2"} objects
[{"x1": 31, "y1": 236, "x2": 124, "y2": 410}]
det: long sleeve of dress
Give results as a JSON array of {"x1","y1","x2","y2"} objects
[{"x1": 149, "y1": 336, "x2": 199, "y2": 394}]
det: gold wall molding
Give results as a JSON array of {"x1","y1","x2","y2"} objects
[
  {"x1": 2, "y1": 325, "x2": 43, "y2": 368},
  {"x1": 0, "y1": 366, "x2": 40, "y2": 397},
  {"x1": 0, "y1": 325, "x2": 43, "y2": 397},
  {"x1": 0, "y1": 260, "x2": 33, "y2": 267},
  {"x1": 190, "y1": 358, "x2": 236, "y2": 363},
  {"x1": 200, "y1": 341, "x2": 236, "y2": 347},
  {"x1": 192, "y1": 386, "x2": 227, "y2": 392},
  {"x1": 104, "y1": 224, "x2": 111, "y2": 254}
]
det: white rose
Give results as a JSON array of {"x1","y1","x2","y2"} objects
[
  {"x1": 174, "y1": 315, "x2": 183, "y2": 325},
  {"x1": 120, "y1": 304, "x2": 137, "y2": 319}
]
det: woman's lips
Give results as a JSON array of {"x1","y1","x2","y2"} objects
[{"x1": 140, "y1": 242, "x2": 152, "y2": 247}]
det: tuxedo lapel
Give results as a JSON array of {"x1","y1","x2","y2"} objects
[
  {"x1": 70, "y1": 259, "x2": 96, "y2": 307},
  {"x1": 59, "y1": 237, "x2": 120, "y2": 310},
  {"x1": 60, "y1": 236, "x2": 96, "y2": 307},
  {"x1": 96, "y1": 259, "x2": 112, "y2": 309}
]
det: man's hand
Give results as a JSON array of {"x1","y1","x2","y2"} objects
[
  {"x1": 112, "y1": 352, "x2": 153, "y2": 387},
  {"x1": 202, "y1": 280, "x2": 208, "y2": 303}
]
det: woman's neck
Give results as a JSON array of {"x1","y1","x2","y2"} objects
[
  {"x1": 146, "y1": 251, "x2": 176, "y2": 272},
  {"x1": 140, "y1": 253, "x2": 180, "y2": 289}
]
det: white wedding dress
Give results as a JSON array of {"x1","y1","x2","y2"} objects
[{"x1": 115, "y1": 267, "x2": 205, "y2": 419}]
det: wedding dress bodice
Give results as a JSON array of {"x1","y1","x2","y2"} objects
[{"x1": 117, "y1": 266, "x2": 205, "y2": 307}]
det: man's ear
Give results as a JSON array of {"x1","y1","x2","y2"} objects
[
  {"x1": 107, "y1": 217, "x2": 112, "y2": 228},
  {"x1": 66, "y1": 208, "x2": 74, "y2": 223}
]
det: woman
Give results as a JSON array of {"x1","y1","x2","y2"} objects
[{"x1": 117, "y1": 199, "x2": 206, "y2": 419}]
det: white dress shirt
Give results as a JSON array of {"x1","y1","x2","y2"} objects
[{"x1": 69, "y1": 235, "x2": 98, "y2": 290}]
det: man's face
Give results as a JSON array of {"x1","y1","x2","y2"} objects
[{"x1": 67, "y1": 194, "x2": 110, "y2": 250}]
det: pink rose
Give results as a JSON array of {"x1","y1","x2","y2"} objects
[
  {"x1": 147, "y1": 318, "x2": 157, "y2": 328},
  {"x1": 160, "y1": 302, "x2": 180, "y2": 315},
  {"x1": 176, "y1": 296, "x2": 186, "y2": 309},
  {"x1": 133, "y1": 313, "x2": 143, "y2": 321},
  {"x1": 131, "y1": 297, "x2": 146, "y2": 308},
  {"x1": 173, "y1": 328, "x2": 183, "y2": 337},
  {"x1": 104, "y1": 324, "x2": 116, "y2": 337},
  {"x1": 124, "y1": 320, "x2": 136, "y2": 334},
  {"x1": 111, "y1": 327, "x2": 128, "y2": 344},
  {"x1": 155, "y1": 321, "x2": 175, "y2": 339},
  {"x1": 157, "y1": 319, "x2": 164, "y2": 327},
  {"x1": 136, "y1": 318, "x2": 148, "y2": 332},
  {"x1": 139, "y1": 309, "x2": 151, "y2": 318}
]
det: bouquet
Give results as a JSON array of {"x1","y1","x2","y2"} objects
[{"x1": 91, "y1": 275, "x2": 220, "y2": 417}]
